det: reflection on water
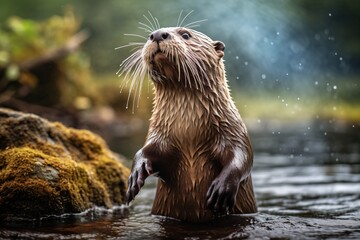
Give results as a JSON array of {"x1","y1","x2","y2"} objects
[{"x1": 0, "y1": 120, "x2": 359, "y2": 239}]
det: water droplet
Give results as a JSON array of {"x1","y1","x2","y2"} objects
[
  {"x1": 281, "y1": 99, "x2": 285, "y2": 102},
  {"x1": 307, "y1": 126, "x2": 311, "y2": 130},
  {"x1": 235, "y1": 56, "x2": 239, "y2": 60},
  {"x1": 297, "y1": 97, "x2": 300, "y2": 101},
  {"x1": 334, "y1": 52, "x2": 338, "y2": 56},
  {"x1": 328, "y1": 13, "x2": 332, "y2": 17},
  {"x1": 270, "y1": 41, "x2": 274, "y2": 45},
  {"x1": 276, "y1": 31, "x2": 280, "y2": 35},
  {"x1": 261, "y1": 74, "x2": 266, "y2": 79},
  {"x1": 244, "y1": 61, "x2": 248, "y2": 65},
  {"x1": 286, "y1": 73, "x2": 289, "y2": 76},
  {"x1": 339, "y1": 57, "x2": 343, "y2": 61},
  {"x1": 315, "y1": 81, "x2": 318, "y2": 85},
  {"x1": 257, "y1": 119, "x2": 261, "y2": 123},
  {"x1": 333, "y1": 106, "x2": 337, "y2": 111},
  {"x1": 333, "y1": 85, "x2": 337, "y2": 90},
  {"x1": 324, "y1": 132, "x2": 327, "y2": 136}
]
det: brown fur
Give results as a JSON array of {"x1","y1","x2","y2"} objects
[{"x1": 122, "y1": 27, "x2": 257, "y2": 222}]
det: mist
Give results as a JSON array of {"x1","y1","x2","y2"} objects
[{"x1": 133, "y1": 0, "x2": 354, "y2": 97}]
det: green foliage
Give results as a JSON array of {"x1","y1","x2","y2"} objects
[
  {"x1": 0, "y1": 8, "x2": 95, "y2": 109},
  {"x1": 0, "y1": 9, "x2": 79, "y2": 66}
]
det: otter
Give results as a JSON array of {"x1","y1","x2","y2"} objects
[{"x1": 119, "y1": 26, "x2": 257, "y2": 222}]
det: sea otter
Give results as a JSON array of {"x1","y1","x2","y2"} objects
[{"x1": 119, "y1": 26, "x2": 257, "y2": 222}]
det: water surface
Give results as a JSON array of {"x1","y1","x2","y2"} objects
[{"x1": 1, "y1": 119, "x2": 359, "y2": 239}]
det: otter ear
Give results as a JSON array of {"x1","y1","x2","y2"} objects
[{"x1": 213, "y1": 41, "x2": 225, "y2": 58}]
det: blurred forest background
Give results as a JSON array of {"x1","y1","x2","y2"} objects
[{"x1": 0, "y1": 0, "x2": 359, "y2": 154}]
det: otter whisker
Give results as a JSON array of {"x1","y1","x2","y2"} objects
[
  {"x1": 183, "y1": 19, "x2": 208, "y2": 29},
  {"x1": 143, "y1": 14, "x2": 156, "y2": 32},
  {"x1": 118, "y1": 50, "x2": 142, "y2": 93},
  {"x1": 187, "y1": 54, "x2": 211, "y2": 88},
  {"x1": 127, "y1": 58, "x2": 145, "y2": 111},
  {"x1": 147, "y1": 11, "x2": 160, "y2": 30},
  {"x1": 154, "y1": 17, "x2": 161, "y2": 30},
  {"x1": 115, "y1": 42, "x2": 145, "y2": 50},
  {"x1": 117, "y1": 50, "x2": 141, "y2": 75},
  {"x1": 132, "y1": 64, "x2": 146, "y2": 112},
  {"x1": 129, "y1": 46, "x2": 144, "y2": 53},
  {"x1": 177, "y1": 58, "x2": 182, "y2": 82},
  {"x1": 136, "y1": 67, "x2": 147, "y2": 108},
  {"x1": 139, "y1": 22, "x2": 154, "y2": 32},
  {"x1": 185, "y1": 57, "x2": 202, "y2": 91},
  {"x1": 185, "y1": 24, "x2": 200, "y2": 29},
  {"x1": 147, "y1": 71, "x2": 152, "y2": 95},
  {"x1": 179, "y1": 10, "x2": 194, "y2": 28},
  {"x1": 171, "y1": 48, "x2": 182, "y2": 82},
  {"x1": 124, "y1": 33, "x2": 148, "y2": 40},
  {"x1": 177, "y1": 10, "x2": 184, "y2": 27},
  {"x1": 138, "y1": 27, "x2": 152, "y2": 33},
  {"x1": 180, "y1": 58, "x2": 192, "y2": 89}
]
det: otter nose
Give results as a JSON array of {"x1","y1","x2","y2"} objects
[{"x1": 150, "y1": 30, "x2": 169, "y2": 42}]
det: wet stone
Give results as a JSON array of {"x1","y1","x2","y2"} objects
[{"x1": 0, "y1": 108, "x2": 130, "y2": 220}]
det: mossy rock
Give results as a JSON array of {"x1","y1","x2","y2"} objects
[{"x1": 0, "y1": 108, "x2": 130, "y2": 220}]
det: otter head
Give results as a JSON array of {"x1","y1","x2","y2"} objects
[
  {"x1": 141, "y1": 27, "x2": 226, "y2": 90},
  {"x1": 118, "y1": 27, "x2": 226, "y2": 109}
]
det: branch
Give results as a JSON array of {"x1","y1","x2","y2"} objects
[{"x1": 19, "y1": 30, "x2": 90, "y2": 71}]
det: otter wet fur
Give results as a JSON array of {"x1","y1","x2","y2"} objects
[{"x1": 118, "y1": 17, "x2": 257, "y2": 222}]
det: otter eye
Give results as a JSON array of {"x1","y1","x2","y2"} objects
[{"x1": 182, "y1": 33, "x2": 190, "y2": 40}]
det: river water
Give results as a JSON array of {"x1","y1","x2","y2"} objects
[{"x1": 0, "y1": 119, "x2": 359, "y2": 239}]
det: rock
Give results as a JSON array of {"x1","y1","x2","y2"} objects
[{"x1": 0, "y1": 108, "x2": 130, "y2": 220}]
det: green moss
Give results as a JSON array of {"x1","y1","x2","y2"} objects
[{"x1": 0, "y1": 108, "x2": 130, "y2": 219}]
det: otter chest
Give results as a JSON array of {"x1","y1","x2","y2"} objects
[{"x1": 166, "y1": 92, "x2": 210, "y2": 144}]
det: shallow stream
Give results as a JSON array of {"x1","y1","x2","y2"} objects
[{"x1": 1, "y1": 119, "x2": 359, "y2": 239}]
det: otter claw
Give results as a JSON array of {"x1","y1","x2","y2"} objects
[
  {"x1": 206, "y1": 176, "x2": 237, "y2": 215},
  {"x1": 126, "y1": 160, "x2": 151, "y2": 204}
]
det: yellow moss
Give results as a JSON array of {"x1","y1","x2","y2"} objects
[{"x1": 0, "y1": 108, "x2": 130, "y2": 219}]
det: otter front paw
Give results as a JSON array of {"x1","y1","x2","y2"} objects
[
  {"x1": 206, "y1": 174, "x2": 238, "y2": 215},
  {"x1": 126, "y1": 159, "x2": 153, "y2": 204}
]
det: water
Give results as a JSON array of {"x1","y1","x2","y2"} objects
[{"x1": 1, "y1": 119, "x2": 359, "y2": 239}]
